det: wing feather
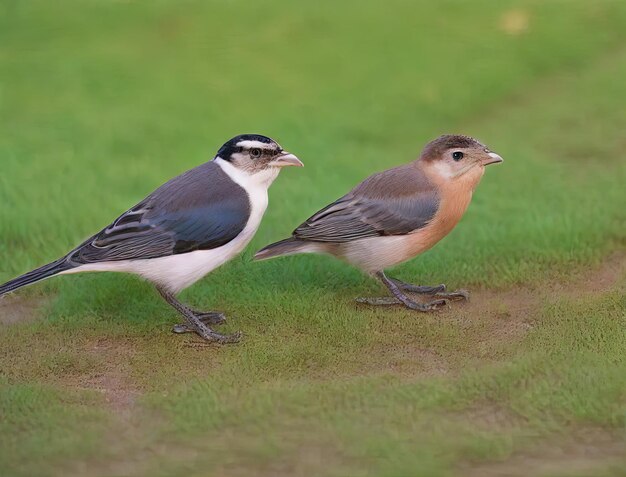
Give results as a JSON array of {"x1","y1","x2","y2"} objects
[
  {"x1": 293, "y1": 164, "x2": 439, "y2": 243},
  {"x1": 67, "y1": 161, "x2": 251, "y2": 264}
]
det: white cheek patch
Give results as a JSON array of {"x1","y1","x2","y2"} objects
[
  {"x1": 235, "y1": 140, "x2": 277, "y2": 150},
  {"x1": 431, "y1": 160, "x2": 456, "y2": 179},
  {"x1": 215, "y1": 157, "x2": 280, "y2": 188}
]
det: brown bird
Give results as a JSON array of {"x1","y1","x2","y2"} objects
[{"x1": 254, "y1": 135, "x2": 502, "y2": 311}]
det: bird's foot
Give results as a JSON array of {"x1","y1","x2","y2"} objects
[
  {"x1": 191, "y1": 310, "x2": 227, "y2": 325},
  {"x1": 356, "y1": 296, "x2": 401, "y2": 306},
  {"x1": 434, "y1": 289, "x2": 469, "y2": 302},
  {"x1": 172, "y1": 311, "x2": 226, "y2": 334},
  {"x1": 390, "y1": 279, "x2": 447, "y2": 295},
  {"x1": 174, "y1": 314, "x2": 241, "y2": 344},
  {"x1": 178, "y1": 314, "x2": 241, "y2": 344},
  {"x1": 192, "y1": 323, "x2": 242, "y2": 344},
  {"x1": 356, "y1": 296, "x2": 448, "y2": 311},
  {"x1": 366, "y1": 271, "x2": 461, "y2": 312},
  {"x1": 172, "y1": 323, "x2": 241, "y2": 343},
  {"x1": 173, "y1": 324, "x2": 241, "y2": 342},
  {"x1": 390, "y1": 278, "x2": 469, "y2": 301},
  {"x1": 156, "y1": 287, "x2": 240, "y2": 344}
]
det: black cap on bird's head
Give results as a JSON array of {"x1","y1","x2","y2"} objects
[
  {"x1": 420, "y1": 134, "x2": 503, "y2": 176},
  {"x1": 216, "y1": 134, "x2": 303, "y2": 173},
  {"x1": 217, "y1": 134, "x2": 273, "y2": 158}
]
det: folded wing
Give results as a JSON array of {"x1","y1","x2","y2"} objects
[
  {"x1": 293, "y1": 164, "x2": 440, "y2": 243},
  {"x1": 67, "y1": 162, "x2": 251, "y2": 264}
]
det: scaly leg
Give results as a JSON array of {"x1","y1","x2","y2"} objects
[
  {"x1": 157, "y1": 286, "x2": 240, "y2": 343},
  {"x1": 356, "y1": 271, "x2": 448, "y2": 311}
]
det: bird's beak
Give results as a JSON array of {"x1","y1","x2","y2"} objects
[
  {"x1": 270, "y1": 151, "x2": 304, "y2": 168},
  {"x1": 482, "y1": 152, "x2": 503, "y2": 166}
]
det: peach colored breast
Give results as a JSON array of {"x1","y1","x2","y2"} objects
[{"x1": 403, "y1": 164, "x2": 485, "y2": 259}]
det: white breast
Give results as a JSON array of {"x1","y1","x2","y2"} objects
[
  {"x1": 337, "y1": 235, "x2": 413, "y2": 273},
  {"x1": 62, "y1": 159, "x2": 277, "y2": 294}
]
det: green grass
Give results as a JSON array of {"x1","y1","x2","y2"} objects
[{"x1": 1, "y1": 1, "x2": 626, "y2": 476}]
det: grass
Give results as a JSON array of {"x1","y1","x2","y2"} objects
[{"x1": 1, "y1": 1, "x2": 626, "y2": 476}]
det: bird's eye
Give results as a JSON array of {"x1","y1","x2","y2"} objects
[
  {"x1": 250, "y1": 148, "x2": 262, "y2": 159},
  {"x1": 452, "y1": 151, "x2": 464, "y2": 161}
]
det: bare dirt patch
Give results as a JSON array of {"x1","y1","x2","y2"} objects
[
  {"x1": 363, "y1": 252, "x2": 626, "y2": 379},
  {"x1": 209, "y1": 431, "x2": 359, "y2": 477},
  {"x1": 384, "y1": 345, "x2": 450, "y2": 376},
  {"x1": 59, "y1": 337, "x2": 141, "y2": 418},
  {"x1": 557, "y1": 251, "x2": 626, "y2": 299},
  {"x1": 441, "y1": 286, "x2": 537, "y2": 354},
  {"x1": 0, "y1": 294, "x2": 48, "y2": 326},
  {"x1": 450, "y1": 401, "x2": 528, "y2": 433},
  {"x1": 441, "y1": 251, "x2": 625, "y2": 352},
  {"x1": 59, "y1": 338, "x2": 165, "y2": 477},
  {"x1": 365, "y1": 343, "x2": 452, "y2": 378},
  {"x1": 460, "y1": 427, "x2": 626, "y2": 477}
]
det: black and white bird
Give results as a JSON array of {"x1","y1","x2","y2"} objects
[{"x1": 0, "y1": 134, "x2": 302, "y2": 343}]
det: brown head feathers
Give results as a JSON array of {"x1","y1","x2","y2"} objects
[{"x1": 420, "y1": 134, "x2": 485, "y2": 161}]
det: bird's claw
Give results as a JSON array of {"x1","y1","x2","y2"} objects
[
  {"x1": 174, "y1": 324, "x2": 242, "y2": 344},
  {"x1": 208, "y1": 330, "x2": 242, "y2": 344},
  {"x1": 194, "y1": 311, "x2": 227, "y2": 325},
  {"x1": 355, "y1": 296, "x2": 401, "y2": 306},
  {"x1": 172, "y1": 312, "x2": 227, "y2": 334},
  {"x1": 430, "y1": 284, "x2": 447, "y2": 294},
  {"x1": 426, "y1": 298, "x2": 449, "y2": 310},
  {"x1": 172, "y1": 323, "x2": 191, "y2": 334},
  {"x1": 172, "y1": 315, "x2": 240, "y2": 344},
  {"x1": 182, "y1": 331, "x2": 242, "y2": 347},
  {"x1": 356, "y1": 296, "x2": 449, "y2": 311},
  {"x1": 434, "y1": 289, "x2": 469, "y2": 302}
]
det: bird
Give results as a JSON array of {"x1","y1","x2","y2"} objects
[
  {"x1": 254, "y1": 135, "x2": 502, "y2": 311},
  {"x1": 0, "y1": 134, "x2": 302, "y2": 343}
]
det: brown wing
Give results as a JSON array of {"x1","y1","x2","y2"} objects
[{"x1": 293, "y1": 164, "x2": 439, "y2": 243}]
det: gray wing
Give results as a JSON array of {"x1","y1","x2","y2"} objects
[
  {"x1": 293, "y1": 164, "x2": 439, "y2": 243},
  {"x1": 67, "y1": 161, "x2": 251, "y2": 264}
]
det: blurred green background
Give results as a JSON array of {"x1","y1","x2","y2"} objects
[{"x1": 1, "y1": 1, "x2": 625, "y2": 476}]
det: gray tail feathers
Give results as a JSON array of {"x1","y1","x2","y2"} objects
[
  {"x1": 0, "y1": 258, "x2": 73, "y2": 296},
  {"x1": 254, "y1": 237, "x2": 316, "y2": 261}
]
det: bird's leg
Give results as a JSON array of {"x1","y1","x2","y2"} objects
[
  {"x1": 356, "y1": 271, "x2": 448, "y2": 311},
  {"x1": 156, "y1": 286, "x2": 240, "y2": 343},
  {"x1": 389, "y1": 277, "x2": 469, "y2": 301},
  {"x1": 171, "y1": 311, "x2": 226, "y2": 334}
]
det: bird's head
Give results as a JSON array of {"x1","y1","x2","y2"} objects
[
  {"x1": 215, "y1": 134, "x2": 303, "y2": 176},
  {"x1": 420, "y1": 135, "x2": 502, "y2": 184}
]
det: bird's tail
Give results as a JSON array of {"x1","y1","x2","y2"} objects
[
  {"x1": 254, "y1": 237, "x2": 321, "y2": 261},
  {"x1": 0, "y1": 258, "x2": 73, "y2": 297}
]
